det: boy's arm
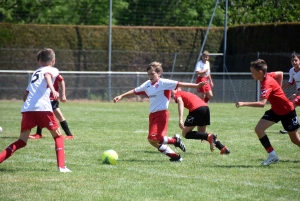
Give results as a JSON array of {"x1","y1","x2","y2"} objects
[
  {"x1": 208, "y1": 74, "x2": 214, "y2": 87},
  {"x1": 113, "y1": 89, "x2": 135, "y2": 103},
  {"x1": 45, "y1": 74, "x2": 59, "y2": 100},
  {"x1": 236, "y1": 99, "x2": 267, "y2": 108},
  {"x1": 178, "y1": 82, "x2": 206, "y2": 89},
  {"x1": 176, "y1": 97, "x2": 185, "y2": 129},
  {"x1": 273, "y1": 71, "x2": 283, "y2": 87},
  {"x1": 59, "y1": 80, "x2": 66, "y2": 102},
  {"x1": 23, "y1": 91, "x2": 29, "y2": 102}
]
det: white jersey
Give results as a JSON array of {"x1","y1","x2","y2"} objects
[
  {"x1": 288, "y1": 67, "x2": 300, "y2": 90},
  {"x1": 195, "y1": 60, "x2": 210, "y2": 77},
  {"x1": 22, "y1": 66, "x2": 59, "y2": 112},
  {"x1": 134, "y1": 78, "x2": 178, "y2": 113}
]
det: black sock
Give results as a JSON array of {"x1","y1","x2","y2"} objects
[
  {"x1": 36, "y1": 126, "x2": 42, "y2": 135},
  {"x1": 259, "y1": 135, "x2": 272, "y2": 149},
  {"x1": 185, "y1": 131, "x2": 208, "y2": 140},
  {"x1": 60, "y1": 120, "x2": 72, "y2": 136},
  {"x1": 215, "y1": 140, "x2": 225, "y2": 150}
]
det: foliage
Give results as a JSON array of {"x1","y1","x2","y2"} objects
[
  {"x1": 0, "y1": 101, "x2": 300, "y2": 201},
  {"x1": 0, "y1": 0, "x2": 300, "y2": 26}
]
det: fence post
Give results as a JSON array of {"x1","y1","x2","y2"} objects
[
  {"x1": 170, "y1": 52, "x2": 177, "y2": 79},
  {"x1": 136, "y1": 73, "x2": 139, "y2": 102}
]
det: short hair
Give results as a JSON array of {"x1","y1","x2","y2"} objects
[
  {"x1": 202, "y1": 51, "x2": 209, "y2": 56},
  {"x1": 37, "y1": 48, "x2": 55, "y2": 63},
  {"x1": 291, "y1": 52, "x2": 300, "y2": 60},
  {"x1": 250, "y1": 59, "x2": 268, "y2": 74},
  {"x1": 147, "y1": 61, "x2": 163, "y2": 73}
]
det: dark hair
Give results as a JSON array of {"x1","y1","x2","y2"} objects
[
  {"x1": 36, "y1": 48, "x2": 55, "y2": 63},
  {"x1": 250, "y1": 59, "x2": 267, "y2": 74},
  {"x1": 291, "y1": 52, "x2": 300, "y2": 60}
]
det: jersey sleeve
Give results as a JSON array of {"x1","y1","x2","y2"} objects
[
  {"x1": 288, "y1": 68, "x2": 295, "y2": 84},
  {"x1": 56, "y1": 74, "x2": 64, "y2": 82},
  {"x1": 134, "y1": 80, "x2": 149, "y2": 97},
  {"x1": 195, "y1": 62, "x2": 202, "y2": 72}
]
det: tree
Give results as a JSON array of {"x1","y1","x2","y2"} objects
[{"x1": 0, "y1": 0, "x2": 299, "y2": 26}]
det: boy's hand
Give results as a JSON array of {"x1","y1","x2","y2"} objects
[
  {"x1": 52, "y1": 91, "x2": 59, "y2": 100},
  {"x1": 197, "y1": 81, "x2": 207, "y2": 88},
  {"x1": 236, "y1": 102, "x2": 243, "y2": 108},
  {"x1": 179, "y1": 120, "x2": 185, "y2": 130},
  {"x1": 113, "y1": 96, "x2": 122, "y2": 103},
  {"x1": 60, "y1": 94, "x2": 67, "y2": 102}
]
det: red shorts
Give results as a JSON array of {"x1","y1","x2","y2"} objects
[
  {"x1": 148, "y1": 110, "x2": 169, "y2": 141},
  {"x1": 21, "y1": 111, "x2": 59, "y2": 132},
  {"x1": 196, "y1": 76, "x2": 211, "y2": 93},
  {"x1": 292, "y1": 96, "x2": 300, "y2": 107}
]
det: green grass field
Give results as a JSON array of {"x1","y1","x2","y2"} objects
[{"x1": 0, "y1": 100, "x2": 299, "y2": 201}]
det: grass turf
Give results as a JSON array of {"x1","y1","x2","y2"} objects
[{"x1": 0, "y1": 101, "x2": 299, "y2": 201}]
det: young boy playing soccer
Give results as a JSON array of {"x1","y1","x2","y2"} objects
[
  {"x1": 236, "y1": 59, "x2": 300, "y2": 166},
  {"x1": 28, "y1": 73, "x2": 74, "y2": 140},
  {"x1": 172, "y1": 88, "x2": 230, "y2": 154},
  {"x1": 0, "y1": 48, "x2": 71, "y2": 172},
  {"x1": 113, "y1": 61, "x2": 206, "y2": 162}
]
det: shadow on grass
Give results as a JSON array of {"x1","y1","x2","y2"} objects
[{"x1": 277, "y1": 159, "x2": 300, "y2": 164}]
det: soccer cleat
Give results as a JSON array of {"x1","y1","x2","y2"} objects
[
  {"x1": 58, "y1": 167, "x2": 72, "y2": 172},
  {"x1": 207, "y1": 133, "x2": 216, "y2": 152},
  {"x1": 279, "y1": 130, "x2": 288, "y2": 134},
  {"x1": 65, "y1": 135, "x2": 74, "y2": 140},
  {"x1": 169, "y1": 155, "x2": 182, "y2": 162},
  {"x1": 29, "y1": 134, "x2": 42, "y2": 139},
  {"x1": 173, "y1": 134, "x2": 186, "y2": 152},
  {"x1": 220, "y1": 146, "x2": 230, "y2": 155},
  {"x1": 261, "y1": 155, "x2": 279, "y2": 166}
]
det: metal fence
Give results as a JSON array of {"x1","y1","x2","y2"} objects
[{"x1": 0, "y1": 70, "x2": 296, "y2": 103}]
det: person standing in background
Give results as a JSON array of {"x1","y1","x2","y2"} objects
[{"x1": 195, "y1": 51, "x2": 214, "y2": 103}]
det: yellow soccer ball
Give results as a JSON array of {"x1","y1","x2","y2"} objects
[{"x1": 101, "y1": 149, "x2": 118, "y2": 165}]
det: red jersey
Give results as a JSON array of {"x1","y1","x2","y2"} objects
[
  {"x1": 50, "y1": 74, "x2": 64, "y2": 100},
  {"x1": 261, "y1": 72, "x2": 294, "y2": 115},
  {"x1": 173, "y1": 90, "x2": 207, "y2": 112}
]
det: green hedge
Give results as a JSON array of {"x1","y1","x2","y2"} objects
[{"x1": 0, "y1": 23, "x2": 299, "y2": 72}]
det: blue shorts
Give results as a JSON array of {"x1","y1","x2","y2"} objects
[{"x1": 261, "y1": 109, "x2": 299, "y2": 132}]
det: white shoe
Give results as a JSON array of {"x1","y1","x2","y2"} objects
[
  {"x1": 58, "y1": 167, "x2": 72, "y2": 172},
  {"x1": 261, "y1": 155, "x2": 279, "y2": 166}
]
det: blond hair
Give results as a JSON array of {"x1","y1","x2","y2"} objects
[{"x1": 147, "y1": 61, "x2": 163, "y2": 73}]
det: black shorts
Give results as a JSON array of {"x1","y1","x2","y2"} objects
[
  {"x1": 51, "y1": 100, "x2": 59, "y2": 110},
  {"x1": 184, "y1": 106, "x2": 210, "y2": 127},
  {"x1": 261, "y1": 109, "x2": 299, "y2": 132}
]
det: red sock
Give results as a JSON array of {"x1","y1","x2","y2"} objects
[
  {"x1": 266, "y1": 146, "x2": 274, "y2": 153},
  {"x1": 158, "y1": 144, "x2": 179, "y2": 158},
  {"x1": 0, "y1": 139, "x2": 26, "y2": 163},
  {"x1": 159, "y1": 136, "x2": 176, "y2": 144},
  {"x1": 54, "y1": 135, "x2": 65, "y2": 168},
  {"x1": 204, "y1": 97, "x2": 210, "y2": 103}
]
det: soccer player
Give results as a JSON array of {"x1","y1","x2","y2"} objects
[
  {"x1": 279, "y1": 53, "x2": 300, "y2": 134},
  {"x1": 0, "y1": 48, "x2": 71, "y2": 172},
  {"x1": 113, "y1": 61, "x2": 206, "y2": 162},
  {"x1": 195, "y1": 51, "x2": 214, "y2": 103},
  {"x1": 28, "y1": 74, "x2": 74, "y2": 140},
  {"x1": 172, "y1": 88, "x2": 230, "y2": 154},
  {"x1": 236, "y1": 59, "x2": 300, "y2": 166}
]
